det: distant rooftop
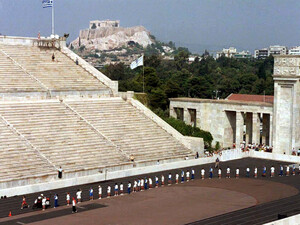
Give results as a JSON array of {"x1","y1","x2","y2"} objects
[{"x1": 226, "y1": 93, "x2": 274, "y2": 104}]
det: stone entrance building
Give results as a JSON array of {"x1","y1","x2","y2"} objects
[
  {"x1": 170, "y1": 55, "x2": 300, "y2": 155},
  {"x1": 169, "y1": 96, "x2": 273, "y2": 149}
]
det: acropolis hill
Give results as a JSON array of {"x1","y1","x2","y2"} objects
[{"x1": 70, "y1": 20, "x2": 154, "y2": 51}]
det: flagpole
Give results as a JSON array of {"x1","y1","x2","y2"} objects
[{"x1": 52, "y1": 0, "x2": 55, "y2": 35}]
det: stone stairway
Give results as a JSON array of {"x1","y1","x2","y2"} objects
[{"x1": 0, "y1": 44, "x2": 111, "y2": 93}]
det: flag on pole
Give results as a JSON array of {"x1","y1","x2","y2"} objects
[
  {"x1": 130, "y1": 55, "x2": 144, "y2": 70},
  {"x1": 42, "y1": 0, "x2": 53, "y2": 8}
]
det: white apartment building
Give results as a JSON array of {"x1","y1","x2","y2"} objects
[
  {"x1": 254, "y1": 45, "x2": 287, "y2": 59},
  {"x1": 289, "y1": 46, "x2": 300, "y2": 55},
  {"x1": 216, "y1": 47, "x2": 237, "y2": 59}
]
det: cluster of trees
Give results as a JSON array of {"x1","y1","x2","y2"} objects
[
  {"x1": 101, "y1": 49, "x2": 274, "y2": 112},
  {"x1": 101, "y1": 48, "x2": 274, "y2": 149}
]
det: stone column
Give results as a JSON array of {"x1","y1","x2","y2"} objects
[
  {"x1": 245, "y1": 113, "x2": 252, "y2": 144},
  {"x1": 252, "y1": 113, "x2": 261, "y2": 145},
  {"x1": 169, "y1": 106, "x2": 176, "y2": 118},
  {"x1": 262, "y1": 114, "x2": 270, "y2": 145},
  {"x1": 235, "y1": 111, "x2": 244, "y2": 147},
  {"x1": 269, "y1": 114, "x2": 273, "y2": 146},
  {"x1": 184, "y1": 108, "x2": 191, "y2": 124}
]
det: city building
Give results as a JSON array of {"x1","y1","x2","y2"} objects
[
  {"x1": 254, "y1": 45, "x2": 287, "y2": 59},
  {"x1": 233, "y1": 50, "x2": 252, "y2": 59},
  {"x1": 216, "y1": 47, "x2": 252, "y2": 59},
  {"x1": 254, "y1": 48, "x2": 268, "y2": 59},
  {"x1": 288, "y1": 46, "x2": 300, "y2": 55},
  {"x1": 268, "y1": 45, "x2": 287, "y2": 56},
  {"x1": 216, "y1": 47, "x2": 237, "y2": 59}
]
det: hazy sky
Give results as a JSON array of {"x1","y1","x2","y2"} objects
[{"x1": 0, "y1": 0, "x2": 299, "y2": 53}]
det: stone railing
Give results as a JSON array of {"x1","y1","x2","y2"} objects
[{"x1": 0, "y1": 35, "x2": 66, "y2": 49}]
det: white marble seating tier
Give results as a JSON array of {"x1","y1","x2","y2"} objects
[
  {"x1": 0, "y1": 121, "x2": 55, "y2": 182},
  {"x1": 0, "y1": 44, "x2": 110, "y2": 92},
  {"x1": 0, "y1": 101, "x2": 127, "y2": 175},
  {"x1": 66, "y1": 98, "x2": 194, "y2": 161},
  {"x1": 0, "y1": 51, "x2": 44, "y2": 92}
]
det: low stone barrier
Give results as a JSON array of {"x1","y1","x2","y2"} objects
[
  {"x1": 0, "y1": 149, "x2": 298, "y2": 197},
  {"x1": 264, "y1": 213, "x2": 300, "y2": 225}
]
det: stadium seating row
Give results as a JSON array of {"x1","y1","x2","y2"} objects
[{"x1": 0, "y1": 98, "x2": 193, "y2": 182}]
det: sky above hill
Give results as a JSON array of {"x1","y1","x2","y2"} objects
[{"x1": 0, "y1": 0, "x2": 299, "y2": 54}]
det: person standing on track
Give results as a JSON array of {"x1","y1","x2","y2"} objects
[
  {"x1": 115, "y1": 183, "x2": 119, "y2": 196},
  {"x1": 254, "y1": 167, "x2": 258, "y2": 178},
  {"x1": 72, "y1": 197, "x2": 77, "y2": 213},
  {"x1": 181, "y1": 170, "x2": 185, "y2": 183},
  {"x1": 262, "y1": 166, "x2": 266, "y2": 177},
  {"x1": 201, "y1": 168, "x2": 205, "y2": 179},
  {"x1": 54, "y1": 194, "x2": 58, "y2": 208},
  {"x1": 292, "y1": 165, "x2": 296, "y2": 176},
  {"x1": 176, "y1": 173, "x2": 179, "y2": 184},
  {"x1": 161, "y1": 175, "x2": 165, "y2": 186},
  {"x1": 149, "y1": 178, "x2": 153, "y2": 189},
  {"x1": 246, "y1": 167, "x2": 250, "y2": 178},
  {"x1": 286, "y1": 165, "x2": 290, "y2": 176},
  {"x1": 235, "y1": 168, "x2": 239, "y2": 178},
  {"x1": 141, "y1": 178, "x2": 145, "y2": 191},
  {"x1": 120, "y1": 183, "x2": 124, "y2": 195},
  {"x1": 186, "y1": 170, "x2": 190, "y2": 182},
  {"x1": 98, "y1": 185, "x2": 102, "y2": 199},
  {"x1": 76, "y1": 189, "x2": 82, "y2": 204},
  {"x1": 128, "y1": 181, "x2": 131, "y2": 194},
  {"x1": 138, "y1": 178, "x2": 141, "y2": 191},
  {"x1": 134, "y1": 180, "x2": 137, "y2": 192},
  {"x1": 107, "y1": 185, "x2": 111, "y2": 198},
  {"x1": 209, "y1": 167, "x2": 213, "y2": 179},
  {"x1": 270, "y1": 166, "x2": 275, "y2": 177},
  {"x1": 191, "y1": 169, "x2": 195, "y2": 180},
  {"x1": 144, "y1": 178, "x2": 148, "y2": 190},
  {"x1": 155, "y1": 176, "x2": 159, "y2": 188},
  {"x1": 42, "y1": 196, "x2": 46, "y2": 211},
  {"x1": 226, "y1": 167, "x2": 230, "y2": 178},
  {"x1": 168, "y1": 173, "x2": 172, "y2": 185},
  {"x1": 280, "y1": 165, "x2": 284, "y2": 176},
  {"x1": 218, "y1": 168, "x2": 222, "y2": 179},
  {"x1": 89, "y1": 187, "x2": 94, "y2": 200},
  {"x1": 66, "y1": 192, "x2": 70, "y2": 205}
]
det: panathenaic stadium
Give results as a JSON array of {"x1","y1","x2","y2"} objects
[{"x1": 1, "y1": 36, "x2": 300, "y2": 225}]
